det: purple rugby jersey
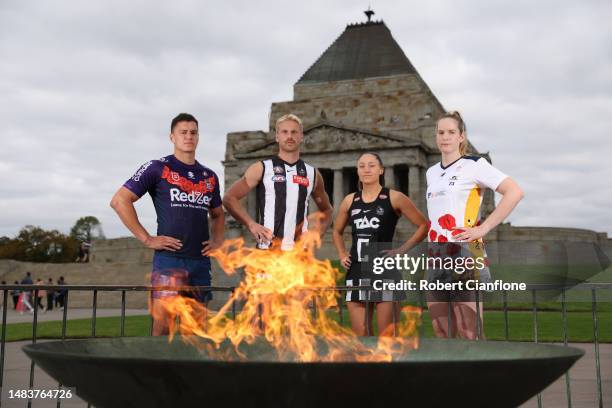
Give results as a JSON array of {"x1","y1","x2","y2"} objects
[{"x1": 123, "y1": 155, "x2": 222, "y2": 260}]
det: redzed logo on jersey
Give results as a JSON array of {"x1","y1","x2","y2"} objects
[
  {"x1": 292, "y1": 175, "x2": 309, "y2": 187},
  {"x1": 161, "y1": 166, "x2": 216, "y2": 195}
]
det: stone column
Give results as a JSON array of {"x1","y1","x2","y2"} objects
[
  {"x1": 333, "y1": 168, "x2": 344, "y2": 215},
  {"x1": 385, "y1": 165, "x2": 395, "y2": 190},
  {"x1": 409, "y1": 166, "x2": 421, "y2": 204}
]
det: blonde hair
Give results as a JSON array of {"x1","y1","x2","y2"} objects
[
  {"x1": 436, "y1": 111, "x2": 468, "y2": 155},
  {"x1": 275, "y1": 114, "x2": 303, "y2": 132}
]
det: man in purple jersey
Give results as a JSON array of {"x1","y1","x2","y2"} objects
[{"x1": 110, "y1": 113, "x2": 224, "y2": 335}]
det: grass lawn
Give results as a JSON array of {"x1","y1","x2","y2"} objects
[{"x1": 4, "y1": 308, "x2": 610, "y2": 343}]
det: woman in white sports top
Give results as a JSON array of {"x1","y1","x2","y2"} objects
[{"x1": 426, "y1": 111, "x2": 524, "y2": 339}]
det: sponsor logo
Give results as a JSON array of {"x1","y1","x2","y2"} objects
[
  {"x1": 351, "y1": 209, "x2": 362, "y2": 216},
  {"x1": 187, "y1": 171, "x2": 195, "y2": 179},
  {"x1": 272, "y1": 175, "x2": 286, "y2": 183},
  {"x1": 170, "y1": 188, "x2": 211, "y2": 205},
  {"x1": 440, "y1": 172, "x2": 446, "y2": 177},
  {"x1": 132, "y1": 161, "x2": 153, "y2": 182},
  {"x1": 376, "y1": 206, "x2": 384, "y2": 216},
  {"x1": 161, "y1": 166, "x2": 216, "y2": 194},
  {"x1": 292, "y1": 175, "x2": 309, "y2": 187},
  {"x1": 354, "y1": 196, "x2": 361, "y2": 202},
  {"x1": 159, "y1": 157, "x2": 167, "y2": 162},
  {"x1": 428, "y1": 191, "x2": 447, "y2": 199},
  {"x1": 354, "y1": 216, "x2": 380, "y2": 230},
  {"x1": 273, "y1": 166, "x2": 284, "y2": 174},
  {"x1": 379, "y1": 194, "x2": 388, "y2": 199}
]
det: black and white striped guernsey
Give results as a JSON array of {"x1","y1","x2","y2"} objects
[{"x1": 256, "y1": 157, "x2": 316, "y2": 250}]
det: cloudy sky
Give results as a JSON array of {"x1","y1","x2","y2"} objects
[{"x1": 1, "y1": 0, "x2": 611, "y2": 239}]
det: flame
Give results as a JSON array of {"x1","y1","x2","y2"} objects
[{"x1": 150, "y1": 231, "x2": 421, "y2": 362}]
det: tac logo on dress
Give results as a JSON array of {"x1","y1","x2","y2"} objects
[
  {"x1": 187, "y1": 172, "x2": 195, "y2": 179},
  {"x1": 354, "y1": 216, "x2": 380, "y2": 229},
  {"x1": 273, "y1": 166, "x2": 284, "y2": 174}
]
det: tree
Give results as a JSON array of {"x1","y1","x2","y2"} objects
[
  {"x1": 70, "y1": 216, "x2": 105, "y2": 242},
  {"x1": 0, "y1": 226, "x2": 79, "y2": 263}
]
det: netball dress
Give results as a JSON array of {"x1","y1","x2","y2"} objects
[{"x1": 345, "y1": 187, "x2": 405, "y2": 302}]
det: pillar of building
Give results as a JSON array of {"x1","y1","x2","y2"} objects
[
  {"x1": 385, "y1": 165, "x2": 395, "y2": 190},
  {"x1": 408, "y1": 166, "x2": 420, "y2": 203},
  {"x1": 333, "y1": 168, "x2": 344, "y2": 215}
]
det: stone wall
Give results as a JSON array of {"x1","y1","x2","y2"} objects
[{"x1": 287, "y1": 74, "x2": 444, "y2": 142}]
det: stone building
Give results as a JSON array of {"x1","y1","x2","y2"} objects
[
  {"x1": 29, "y1": 15, "x2": 608, "y2": 309},
  {"x1": 223, "y1": 17, "x2": 495, "y2": 256}
]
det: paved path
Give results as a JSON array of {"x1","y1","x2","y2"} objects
[{"x1": 521, "y1": 342, "x2": 611, "y2": 407}]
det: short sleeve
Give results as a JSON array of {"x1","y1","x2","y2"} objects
[
  {"x1": 123, "y1": 160, "x2": 160, "y2": 198},
  {"x1": 209, "y1": 173, "x2": 222, "y2": 209},
  {"x1": 474, "y1": 158, "x2": 507, "y2": 190},
  {"x1": 425, "y1": 166, "x2": 433, "y2": 187}
]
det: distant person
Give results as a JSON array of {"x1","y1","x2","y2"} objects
[
  {"x1": 21, "y1": 271, "x2": 33, "y2": 285},
  {"x1": 46, "y1": 278, "x2": 55, "y2": 311},
  {"x1": 56, "y1": 276, "x2": 66, "y2": 309},
  {"x1": 20, "y1": 272, "x2": 33, "y2": 312},
  {"x1": 16, "y1": 286, "x2": 34, "y2": 314},
  {"x1": 11, "y1": 281, "x2": 20, "y2": 310},
  {"x1": 110, "y1": 113, "x2": 225, "y2": 336},
  {"x1": 35, "y1": 279, "x2": 46, "y2": 312},
  {"x1": 425, "y1": 111, "x2": 524, "y2": 339}
]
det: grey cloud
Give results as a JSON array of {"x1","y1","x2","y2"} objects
[{"x1": 0, "y1": 0, "x2": 610, "y2": 239}]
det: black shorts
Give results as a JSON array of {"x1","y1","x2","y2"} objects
[{"x1": 426, "y1": 289, "x2": 479, "y2": 303}]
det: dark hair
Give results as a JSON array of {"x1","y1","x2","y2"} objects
[
  {"x1": 170, "y1": 113, "x2": 198, "y2": 132},
  {"x1": 357, "y1": 152, "x2": 385, "y2": 191}
]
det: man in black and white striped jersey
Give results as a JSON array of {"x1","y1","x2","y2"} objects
[{"x1": 223, "y1": 114, "x2": 333, "y2": 250}]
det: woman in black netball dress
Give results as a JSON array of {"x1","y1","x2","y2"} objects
[{"x1": 333, "y1": 153, "x2": 427, "y2": 336}]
